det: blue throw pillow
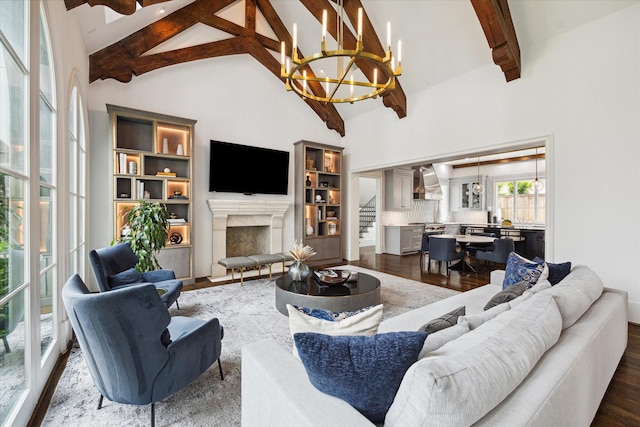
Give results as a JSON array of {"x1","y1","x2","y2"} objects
[
  {"x1": 533, "y1": 257, "x2": 572, "y2": 285},
  {"x1": 108, "y1": 267, "x2": 143, "y2": 288},
  {"x1": 502, "y1": 252, "x2": 545, "y2": 290},
  {"x1": 293, "y1": 305, "x2": 376, "y2": 322},
  {"x1": 294, "y1": 331, "x2": 428, "y2": 424}
]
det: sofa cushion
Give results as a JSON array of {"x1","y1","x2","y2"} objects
[
  {"x1": 419, "y1": 322, "x2": 470, "y2": 358},
  {"x1": 287, "y1": 304, "x2": 383, "y2": 358},
  {"x1": 418, "y1": 306, "x2": 465, "y2": 333},
  {"x1": 483, "y1": 281, "x2": 528, "y2": 310},
  {"x1": 385, "y1": 293, "x2": 562, "y2": 427},
  {"x1": 502, "y1": 252, "x2": 547, "y2": 289},
  {"x1": 294, "y1": 331, "x2": 427, "y2": 425},
  {"x1": 107, "y1": 267, "x2": 143, "y2": 288},
  {"x1": 534, "y1": 257, "x2": 572, "y2": 285},
  {"x1": 458, "y1": 302, "x2": 510, "y2": 329},
  {"x1": 545, "y1": 265, "x2": 604, "y2": 329}
]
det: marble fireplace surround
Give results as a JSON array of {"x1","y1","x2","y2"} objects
[{"x1": 207, "y1": 199, "x2": 290, "y2": 279}]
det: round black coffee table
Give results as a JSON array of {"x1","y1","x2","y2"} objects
[{"x1": 275, "y1": 271, "x2": 381, "y2": 315}]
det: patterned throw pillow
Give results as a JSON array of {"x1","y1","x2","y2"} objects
[
  {"x1": 418, "y1": 306, "x2": 466, "y2": 334},
  {"x1": 294, "y1": 331, "x2": 428, "y2": 424},
  {"x1": 287, "y1": 304, "x2": 383, "y2": 359},
  {"x1": 502, "y1": 252, "x2": 547, "y2": 289}
]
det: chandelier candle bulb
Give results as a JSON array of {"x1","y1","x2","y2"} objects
[
  {"x1": 322, "y1": 9, "x2": 327, "y2": 41},
  {"x1": 398, "y1": 40, "x2": 402, "y2": 66},
  {"x1": 357, "y1": 8, "x2": 363, "y2": 38},
  {"x1": 293, "y1": 23, "x2": 297, "y2": 53},
  {"x1": 373, "y1": 68, "x2": 378, "y2": 87}
]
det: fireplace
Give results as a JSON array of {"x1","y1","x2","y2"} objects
[{"x1": 207, "y1": 199, "x2": 290, "y2": 279}]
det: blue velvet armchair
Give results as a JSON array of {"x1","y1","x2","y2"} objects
[
  {"x1": 89, "y1": 242, "x2": 182, "y2": 309},
  {"x1": 62, "y1": 274, "x2": 224, "y2": 427}
]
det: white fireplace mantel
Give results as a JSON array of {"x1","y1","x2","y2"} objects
[{"x1": 207, "y1": 199, "x2": 290, "y2": 278}]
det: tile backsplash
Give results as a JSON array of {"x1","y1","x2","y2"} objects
[{"x1": 383, "y1": 200, "x2": 441, "y2": 224}]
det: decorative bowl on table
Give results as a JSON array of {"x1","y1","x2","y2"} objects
[{"x1": 313, "y1": 269, "x2": 351, "y2": 286}]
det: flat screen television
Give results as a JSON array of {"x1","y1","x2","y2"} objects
[{"x1": 209, "y1": 140, "x2": 290, "y2": 195}]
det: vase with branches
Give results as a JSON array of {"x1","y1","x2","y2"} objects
[
  {"x1": 288, "y1": 240, "x2": 316, "y2": 281},
  {"x1": 117, "y1": 200, "x2": 170, "y2": 272}
]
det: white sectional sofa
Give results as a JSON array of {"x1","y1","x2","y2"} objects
[{"x1": 242, "y1": 266, "x2": 628, "y2": 426}]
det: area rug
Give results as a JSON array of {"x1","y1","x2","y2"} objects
[{"x1": 42, "y1": 266, "x2": 459, "y2": 427}]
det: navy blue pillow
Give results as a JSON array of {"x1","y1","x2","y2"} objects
[
  {"x1": 534, "y1": 257, "x2": 572, "y2": 285},
  {"x1": 108, "y1": 267, "x2": 143, "y2": 288},
  {"x1": 294, "y1": 331, "x2": 428, "y2": 424}
]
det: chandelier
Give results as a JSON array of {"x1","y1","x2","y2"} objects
[
  {"x1": 472, "y1": 157, "x2": 484, "y2": 195},
  {"x1": 280, "y1": 0, "x2": 402, "y2": 104}
]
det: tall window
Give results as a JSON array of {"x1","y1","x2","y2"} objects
[
  {"x1": 1, "y1": 1, "x2": 61, "y2": 424},
  {"x1": 69, "y1": 84, "x2": 86, "y2": 277},
  {"x1": 496, "y1": 178, "x2": 545, "y2": 224}
]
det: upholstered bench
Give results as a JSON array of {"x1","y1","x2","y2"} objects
[
  {"x1": 218, "y1": 257, "x2": 257, "y2": 285},
  {"x1": 218, "y1": 253, "x2": 295, "y2": 284}
]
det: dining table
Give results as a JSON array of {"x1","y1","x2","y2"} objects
[{"x1": 430, "y1": 234, "x2": 495, "y2": 273}]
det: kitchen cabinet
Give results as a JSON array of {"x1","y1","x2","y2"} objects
[
  {"x1": 521, "y1": 230, "x2": 545, "y2": 260},
  {"x1": 385, "y1": 168, "x2": 414, "y2": 210},
  {"x1": 384, "y1": 225, "x2": 423, "y2": 255},
  {"x1": 449, "y1": 176, "x2": 486, "y2": 211}
]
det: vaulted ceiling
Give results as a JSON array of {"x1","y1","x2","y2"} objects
[{"x1": 64, "y1": 0, "x2": 637, "y2": 135}]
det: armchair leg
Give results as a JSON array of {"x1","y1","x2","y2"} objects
[
  {"x1": 97, "y1": 394, "x2": 104, "y2": 410},
  {"x1": 3, "y1": 336, "x2": 10, "y2": 353},
  {"x1": 151, "y1": 403, "x2": 155, "y2": 427},
  {"x1": 218, "y1": 358, "x2": 224, "y2": 380},
  {"x1": 175, "y1": 299, "x2": 180, "y2": 310}
]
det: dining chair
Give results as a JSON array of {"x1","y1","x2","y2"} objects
[
  {"x1": 465, "y1": 232, "x2": 496, "y2": 258},
  {"x1": 427, "y1": 237, "x2": 465, "y2": 276},
  {"x1": 419, "y1": 231, "x2": 444, "y2": 272},
  {"x1": 475, "y1": 238, "x2": 515, "y2": 271},
  {"x1": 62, "y1": 274, "x2": 224, "y2": 427}
]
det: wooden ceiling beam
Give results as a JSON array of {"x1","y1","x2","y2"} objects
[
  {"x1": 65, "y1": 0, "x2": 170, "y2": 15},
  {"x1": 471, "y1": 0, "x2": 521, "y2": 81},
  {"x1": 452, "y1": 153, "x2": 545, "y2": 169},
  {"x1": 89, "y1": 0, "x2": 236, "y2": 82}
]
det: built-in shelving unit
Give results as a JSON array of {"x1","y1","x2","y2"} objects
[
  {"x1": 107, "y1": 104, "x2": 196, "y2": 284},
  {"x1": 294, "y1": 141, "x2": 343, "y2": 266}
]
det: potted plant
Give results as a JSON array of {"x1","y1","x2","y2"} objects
[{"x1": 117, "y1": 200, "x2": 170, "y2": 272}]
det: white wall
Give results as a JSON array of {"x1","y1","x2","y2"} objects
[
  {"x1": 87, "y1": 55, "x2": 342, "y2": 279},
  {"x1": 344, "y1": 5, "x2": 640, "y2": 322}
]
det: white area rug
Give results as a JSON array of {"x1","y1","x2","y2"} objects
[{"x1": 42, "y1": 267, "x2": 459, "y2": 427}]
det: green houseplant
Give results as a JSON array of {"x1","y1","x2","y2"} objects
[{"x1": 117, "y1": 200, "x2": 170, "y2": 272}]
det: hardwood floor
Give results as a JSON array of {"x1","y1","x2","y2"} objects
[
  {"x1": 30, "y1": 247, "x2": 639, "y2": 426},
  {"x1": 349, "y1": 246, "x2": 640, "y2": 427}
]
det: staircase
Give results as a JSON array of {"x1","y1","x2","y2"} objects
[{"x1": 359, "y1": 196, "x2": 376, "y2": 238}]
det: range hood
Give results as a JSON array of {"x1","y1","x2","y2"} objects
[{"x1": 412, "y1": 165, "x2": 443, "y2": 200}]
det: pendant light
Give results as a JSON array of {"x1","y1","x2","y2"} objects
[
  {"x1": 472, "y1": 157, "x2": 484, "y2": 195},
  {"x1": 533, "y1": 147, "x2": 544, "y2": 192}
]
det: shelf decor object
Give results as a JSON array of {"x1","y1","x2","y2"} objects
[
  {"x1": 107, "y1": 104, "x2": 196, "y2": 284},
  {"x1": 280, "y1": 0, "x2": 402, "y2": 104},
  {"x1": 294, "y1": 141, "x2": 343, "y2": 266}
]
